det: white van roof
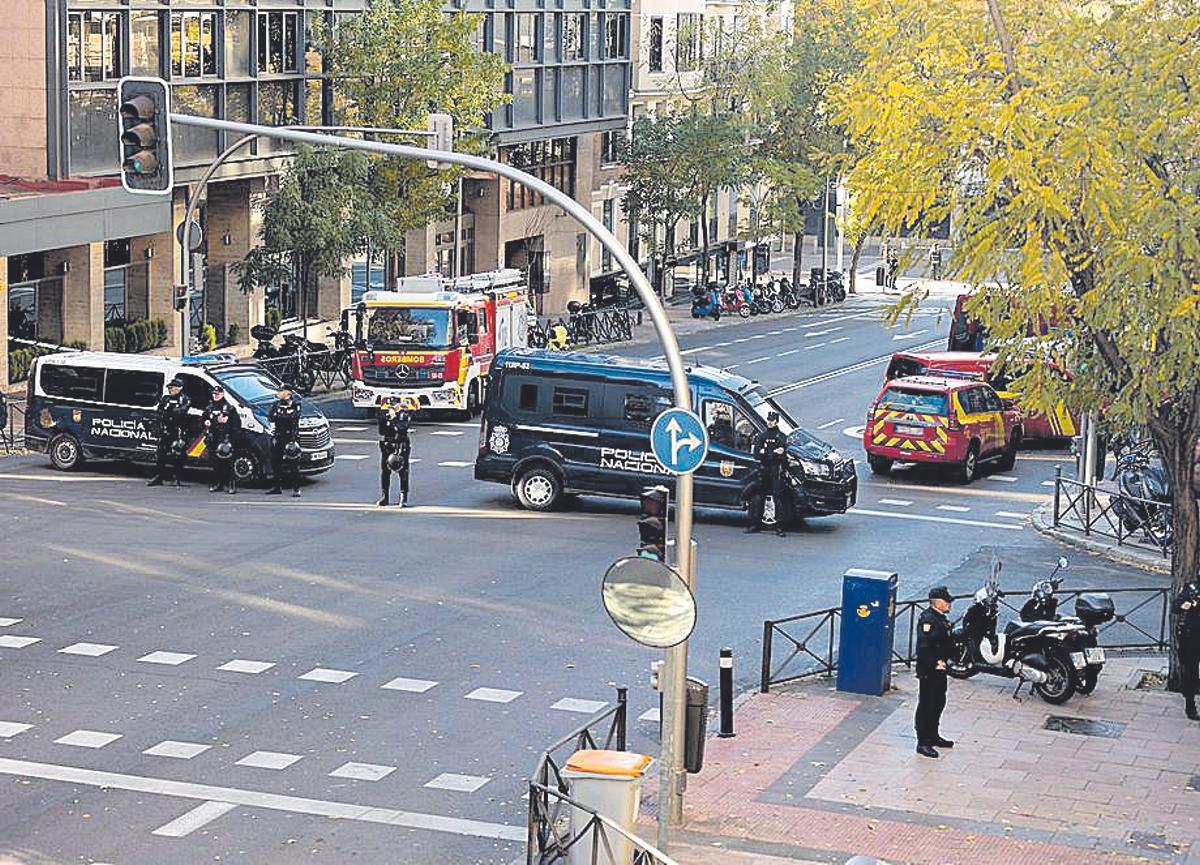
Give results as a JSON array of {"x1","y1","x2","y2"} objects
[{"x1": 36, "y1": 351, "x2": 238, "y2": 374}]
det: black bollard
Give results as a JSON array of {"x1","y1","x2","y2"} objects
[{"x1": 718, "y1": 647, "x2": 734, "y2": 738}]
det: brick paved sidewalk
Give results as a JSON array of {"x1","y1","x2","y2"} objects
[{"x1": 648, "y1": 655, "x2": 1199, "y2": 865}]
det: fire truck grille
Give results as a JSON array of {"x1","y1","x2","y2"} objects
[{"x1": 362, "y1": 366, "x2": 443, "y2": 386}]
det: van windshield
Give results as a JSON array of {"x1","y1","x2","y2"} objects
[
  {"x1": 367, "y1": 307, "x2": 452, "y2": 349},
  {"x1": 215, "y1": 368, "x2": 282, "y2": 405},
  {"x1": 879, "y1": 387, "x2": 948, "y2": 415}
]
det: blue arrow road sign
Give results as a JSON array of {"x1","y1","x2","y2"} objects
[{"x1": 650, "y1": 408, "x2": 709, "y2": 475}]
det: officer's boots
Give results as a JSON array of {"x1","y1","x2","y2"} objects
[
  {"x1": 377, "y1": 489, "x2": 389, "y2": 507},
  {"x1": 147, "y1": 475, "x2": 163, "y2": 487},
  {"x1": 209, "y1": 479, "x2": 222, "y2": 493},
  {"x1": 227, "y1": 477, "x2": 237, "y2": 495},
  {"x1": 399, "y1": 493, "x2": 408, "y2": 508},
  {"x1": 1186, "y1": 695, "x2": 1199, "y2": 721}
]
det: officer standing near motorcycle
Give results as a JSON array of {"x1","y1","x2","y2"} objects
[
  {"x1": 1173, "y1": 578, "x2": 1200, "y2": 720},
  {"x1": 148, "y1": 376, "x2": 190, "y2": 487},
  {"x1": 203, "y1": 384, "x2": 241, "y2": 495},
  {"x1": 266, "y1": 382, "x2": 302, "y2": 497},
  {"x1": 915, "y1": 586, "x2": 956, "y2": 758},
  {"x1": 377, "y1": 397, "x2": 414, "y2": 507},
  {"x1": 746, "y1": 411, "x2": 789, "y2": 537}
]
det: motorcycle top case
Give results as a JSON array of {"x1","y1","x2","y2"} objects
[{"x1": 1074, "y1": 593, "x2": 1115, "y2": 626}]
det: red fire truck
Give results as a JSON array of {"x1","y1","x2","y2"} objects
[{"x1": 346, "y1": 269, "x2": 529, "y2": 414}]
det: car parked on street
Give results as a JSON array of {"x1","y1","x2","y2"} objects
[{"x1": 863, "y1": 374, "x2": 1021, "y2": 483}]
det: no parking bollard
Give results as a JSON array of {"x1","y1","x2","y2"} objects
[{"x1": 718, "y1": 648, "x2": 734, "y2": 738}]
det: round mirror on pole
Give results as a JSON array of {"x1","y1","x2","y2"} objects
[{"x1": 601, "y1": 556, "x2": 697, "y2": 649}]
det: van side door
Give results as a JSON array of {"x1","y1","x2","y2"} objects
[
  {"x1": 177, "y1": 372, "x2": 215, "y2": 461},
  {"x1": 694, "y1": 398, "x2": 761, "y2": 508},
  {"x1": 542, "y1": 381, "x2": 605, "y2": 490},
  {"x1": 96, "y1": 369, "x2": 165, "y2": 460},
  {"x1": 595, "y1": 382, "x2": 674, "y2": 495}
]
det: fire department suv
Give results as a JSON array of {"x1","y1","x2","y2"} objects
[
  {"x1": 863, "y1": 375, "x2": 1021, "y2": 483},
  {"x1": 346, "y1": 269, "x2": 529, "y2": 413}
]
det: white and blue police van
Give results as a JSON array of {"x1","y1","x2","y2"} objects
[
  {"x1": 474, "y1": 349, "x2": 857, "y2": 524},
  {"x1": 24, "y1": 351, "x2": 334, "y2": 482}
]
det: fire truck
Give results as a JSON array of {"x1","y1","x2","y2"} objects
[{"x1": 345, "y1": 268, "x2": 529, "y2": 413}]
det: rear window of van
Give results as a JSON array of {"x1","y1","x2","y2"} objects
[
  {"x1": 879, "y1": 387, "x2": 948, "y2": 416},
  {"x1": 41, "y1": 364, "x2": 104, "y2": 401}
]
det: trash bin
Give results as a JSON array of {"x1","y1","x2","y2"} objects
[
  {"x1": 836, "y1": 569, "x2": 898, "y2": 696},
  {"x1": 562, "y1": 749, "x2": 653, "y2": 865},
  {"x1": 876, "y1": 265, "x2": 886, "y2": 287},
  {"x1": 684, "y1": 676, "x2": 709, "y2": 773}
]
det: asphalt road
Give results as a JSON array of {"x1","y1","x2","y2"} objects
[{"x1": 0, "y1": 295, "x2": 1152, "y2": 865}]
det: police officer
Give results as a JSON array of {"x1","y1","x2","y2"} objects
[
  {"x1": 202, "y1": 384, "x2": 242, "y2": 495},
  {"x1": 746, "y1": 411, "x2": 789, "y2": 537},
  {"x1": 1173, "y1": 578, "x2": 1200, "y2": 720},
  {"x1": 266, "y1": 382, "x2": 302, "y2": 497},
  {"x1": 148, "y1": 376, "x2": 190, "y2": 487},
  {"x1": 915, "y1": 586, "x2": 955, "y2": 758},
  {"x1": 377, "y1": 397, "x2": 414, "y2": 507},
  {"x1": 885, "y1": 246, "x2": 900, "y2": 291}
]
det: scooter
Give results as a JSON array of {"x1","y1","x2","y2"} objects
[
  {"x1": 690, "y1": 285, "x2": 722, "y2": 320},
  {"x1": 1111, "y1": 444, "x2": 1173, "y2": 548},
  {"x1": 1018, "y1": 558, "x2": 1114, "y2": 696},
  {"x1": 757, "y1": 281, "x2": 786, "y2": 314},
  {"x1": 946, "y1": 561, "x2": 1091, "y2": 704},
  {"x1": 720, "y1": 286, "x2": 753, "y2": 318},
  {"x1": 778, "y1": 278, "x2": 803, "y2": 310}
]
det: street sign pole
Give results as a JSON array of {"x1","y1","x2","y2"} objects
[{"x1": 171, "y1": 111, "x2": 699, "y2": 848}]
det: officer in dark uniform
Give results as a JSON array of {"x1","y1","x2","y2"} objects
[
  {"x1": 202, "y1": 384, "x2": 242, "y2": 495},
  {"x1": 746, "y1": 411, "x2": 789, "y2": 537},
  {"x1": 1173, "y1": 578, "x2": 1200, "y2": 720},
  {"x1": 915, "y1": 586, "x2": 955, "y2": 758},
  {"x1": 377, "y1": 397, "x2": 414, "y2": 507},
  {"x1": 266, "y1": 382, "x2": 302, "y2": 497},
  {"x1": 148, "y1": 376, "x2": 190, "y2": 487}
]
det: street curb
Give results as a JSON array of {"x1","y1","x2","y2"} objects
[{"x1": 1030, "y1": 502, "x2": 1171, "y2": 575}]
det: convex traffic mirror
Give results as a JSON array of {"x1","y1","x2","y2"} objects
[{"x1": 601, "y1": 556, "x2": 696, "y2": 649}]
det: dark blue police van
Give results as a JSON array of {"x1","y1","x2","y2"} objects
[
  {"x1": 474, "y1": 349, "x2": 857, "y2": 523},
  {"x1": 24, "y1": 351, "x2": 334, "y2": 482}
]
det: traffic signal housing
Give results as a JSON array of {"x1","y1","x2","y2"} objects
[
  {"x1": 117, "y1": 77, "x2": 173, "y2": 195},
  {"x1": 637, "y1": 484, "x2": 669, "y2": 561},
  {"x1": 173, "y1": 283, "x2": 188, "y2": 312}
]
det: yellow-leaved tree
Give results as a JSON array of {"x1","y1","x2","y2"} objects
[{"x1": 835, "y1": 0, "x2": 1200, "y2": 685}]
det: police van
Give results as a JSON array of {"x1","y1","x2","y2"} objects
[
  {"x1": 474, "y1": 349, "x2": 857, "y2": 522},
  {"x1": 24, "y1": 351, "x2": 334, "y2": 481}
]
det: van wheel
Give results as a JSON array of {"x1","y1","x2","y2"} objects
[
  {"x1": 232, "y1": 453, "x2": 260, "y2": 483},
  {"x1": 49, "y1": 433, "x2": 83, "y2": 471},
  {"x1": 997, "y1": 430, "x2": 1020, "y2": 472},
  {"x1": 867, "y1": 454, "x2": 892, "y2": 475},
  {"x1": 515, "y1": 465, "x2": 562, "y2": 511},
  {"x1": 957, "y1": 442, "x2": 980, "y2": 484}
]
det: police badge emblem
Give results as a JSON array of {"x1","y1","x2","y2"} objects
[
  {"x1": 72, "y1": 409, "x2": 82, "y2": 422},
  {"x1": 489, "y1": 424, "x2": 510, "y2": 454},
  {"x1": 719, "y1": 461, "x2": 734, "y2": 478}
]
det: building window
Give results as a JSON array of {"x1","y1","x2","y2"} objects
[
  {"x1": 562, "y1": 13, "x2": 585, "y2": 61},
  {"x1": 68, "y1": 89, "x2": 117, "y2": 175},
  {"x1": 503, "y1": 138, "x2": 577, "y2": 211},
  {"x1": 600, "y1": 129, "x2": 623, "y2": 165},
  {"x1": 172, "y1": 85, "x2": 219, "y2": 163},
  {"x1": 676, "y1": 13, "x2": 701, "y2": 72},
  {"x1": 130, "y1": 11, "x2": 160, "y2": 77},
  {"x1": 605, "y1": 14, "x2": 628, "y2": 60},
  {"x1": 628, "y1": 217, "x2": 640, "y2": 262},
  {"x1": 258, "y1": 12, "x2": 299, "y2": 75},
  {"x1": 516, "y1": 13, "x2": 539, "y2": 63},
  {"x1": 103, "y1": 239, "x2": 131, "y2": 324},
  {"x1": 601, "y1": 199, "x2": 615, "y2": 272},
  {"x1": 258, "y1": 80, "x2": 299, "y2": 152},
  {"x1": 171, "y1": 11, "x2": 218, "y2": 79},
  {"x1": 648, "y1": 17, "x2": 663, "y2": 72},
  {"x1": 225, "y1": 11, "x2": 252, "y2": 78},
  {"x1": 68, "y1": 11, "x2": 124, "y2": 82},
  {"x1": 512, "y1": 69, "x2": 538, "y2": 126}
]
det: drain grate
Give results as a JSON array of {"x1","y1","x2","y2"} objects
[
  {"x1": 1043, "y1": 715, "x2": 1126, "y2": 738},
  {"x1": 1126, "y1": 830, "x2": 1183, "y2": 855}
]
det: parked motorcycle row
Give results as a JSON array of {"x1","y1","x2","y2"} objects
[
  {"x1": 1108, "y1": 438, "x2": 1173, "y2": 548},
  {"x1": 250, "y1": 324, "x2": 354, "y2": 395},
  {"x1": 947, "y1": 558, "x2": 1114, "y2": 704},
  {"x1": 691, "y1": 270, "x2": 848, "y2": 321}
]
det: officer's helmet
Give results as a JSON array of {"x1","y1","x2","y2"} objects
[
  {"x1": 387, "y1": 452, "x2": 404, "y2": 471},
  {"x1": 283, "y1": 441, "x2": 302, "y2": 461},
  {"x1": 170, "y1": 437, "x2": 187, "y2": 456},
  {"x1": 215, "y1": 440, "x2": 234, "y2": 460}
]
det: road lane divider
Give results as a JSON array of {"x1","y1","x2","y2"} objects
[
  {"x1": 850, "y1": 508, "x2": 1024, "y2": 531},
  {"x1": 769, "y1": 338, "x2": 943, "y2": 396}
]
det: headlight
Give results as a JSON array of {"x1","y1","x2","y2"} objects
[{"x1": 797, "y1": 459, "x2": 833, "y2": 479}]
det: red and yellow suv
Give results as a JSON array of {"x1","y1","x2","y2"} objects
[{"x1": 863, "y1": 375, "x2": 1022, "y2": 483}]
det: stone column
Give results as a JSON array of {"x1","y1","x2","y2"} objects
[
  {"x1": 46, "y1": 243, "x2": 103, "y2": 349},
  {"x1": 317, "y1": 272, "x2": 350, "y2": 326},
  {"x1": 205, "y1": 179, "x2": 263, "y2": 345},
  {"x1": 0, "y1": 256, "x2": 8, "y2": 388}
]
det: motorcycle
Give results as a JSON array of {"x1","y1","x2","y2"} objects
[
  {"x1": 777, "y1": 278, "x2": 803, "y2": 310},
  {"x1": 249, "y1": 325, "x2": 322, "y2": 394},
  {"x1": 946, "y1": 561, "x2": 1091, "y2": 704},
  {"x1": 810, "y1": 268, "x2": 847, "y2": 305},
  {"x1": 719, "y1": 286, "x2": 752, "y2": 318},
  {"x1": 757, "y1": 281, "x2": 786, "y2": 314},
  {"x1": 1018, "y1": 558, "x2": 1114, "y2": 696},
  {"x1": 1111, "y1": 443, "x2": 1173, "y2": 548},
  {"x1": 690, "y1": 285, "x2": 722, "y2": 320}
]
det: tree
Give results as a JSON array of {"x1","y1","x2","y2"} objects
[
  {"x1": 835, "y1": 0, "x2": 1200, "y2": 686},
  {"x1": 837, "y1": 192, "x2": 874, "y2": 295}
]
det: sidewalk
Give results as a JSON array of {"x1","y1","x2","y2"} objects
[
  {"x1": 1032, "y1": 502, "x2": 1172, "y2": 576},
  {"x1": 649, "y1": 655, "x2": 1198, "y2": 865}
]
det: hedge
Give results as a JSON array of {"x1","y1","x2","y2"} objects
[
  {"x1": 102, "y1": 317, "x2": 169, "y2": 354},
  {"x1": 7, "y1": 340, "x2": 89, "y2": 384}
]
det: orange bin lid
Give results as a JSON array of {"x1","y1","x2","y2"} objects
[{"x1": 565, "y1": 749, "x2": 653, "y2": 778}]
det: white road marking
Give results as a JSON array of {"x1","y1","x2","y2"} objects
[
  {"x1": 851, "y1": 508, "x2": 1024, "y2": 531},
  {"x1": 804, "y1": 330, "x2": 831, "y2": 338},
  {"x1": 996, "y1": 511, "x2": 1028, "y2": 520},
  {"x1": 235, "y1": 751, "x2": 302, "y2": 771},
  {"x1": 805, "y1": 343, "x2": 826, "y2": 350},
  {"x1": 0, "y1": 618, "x2": 22, "y2": 627},
  {"x1": 144, "y1": 741, "x2": 212, "y2": 760},
  {"x1": 298, "y1": 667, "x2": 357, "y2": 684},
  {"x1": 138, "y1": 651, "x2": 195, "y2": 666},
  {"x1": 0, "y1": 756, "x2": 526, "y2": 841},
  {"x1": 430, "y1": 431, "x2": 464, "y2": 437},
  {"x1": 465, "y1": 687, "x2": 522, "y2": 704},
  {"x1": 937, "y1": 504, "x2": 971, "y2": 513},
  {"x1": 333, "y1": 437, "x2": 373, "y2": 444},
  {"x1": 1041, "y1": 480, "x2": 1057, "y2": 487},
  {"x1": 986, "y1": 475, "x2": 1019, "y2": 483},
  {"x1": 425, "y1": 773, "x2": 490, "y2": 793},
  {"x1": 770, "y1": 339, "x2": 944, "y2": 396},
  {"x1": 0, "y1": 722, "x2": 33, "y2": 738},
  {"x1": 817, "y1": 418, "x2": 845, "y2": 430},
  {"x1": 381, "y1": 677, "x2": 439, "y2": 693},
  {"x1": 55, "y1": 730, "x2": 122, "y2": 749},
  {"x1": 777, "y1": 349, "x2": 800, "y2": 357},
  {"x1": 878, "y1": 498, "x2": 913, "y2": 507},
  {"x1": 768, "y1": 330, "x2": 783, "y2": 336},
  {"x1": 335, "y1": 454, "x2": 370, "y2": 461},
  {"x1": 152, "y1": 801, "x2": 238, "y2": 838},
  {"x1": 892, "y1": 329, "x2": 928, "y2": 341},
  {"x1": 733, "y1": 338, "x2": 750, "y2": 344},
  {"x1": 59, "y1": 642, "x2": 118, "y2": 657},
  {"x1": 0, "y1": 473, "x2": 140, "y2": 483},
  {"x1": 332, "y1": 425, "x2": 368, "y2": 432},
  {"x1": 749, "y1": 334, "x2": 767, "y2": 340},
  {"x1": 712, "y1": 341, "x2": 732, "y2": 347},
  {"x1": 432, "y1": 422, "x2": 482, "y2": 429},
  {"x1": 550, "y1": 697, "x2": 608, "y2": 715},
  {"x1": 218, "y1": 659, "x2": 275, "y2": 675},
  {"x1": 639, "y1": 707, "x2": 661, "y2": 723},
  {"x1": 330, "y1": 762, "x2": 396, "y2": 782},
  {"x1": 0, "y1": 635, "x2": 41, "y2": 649},
  {"x1": 437, "y1": 460, "x2": 474, "y2": 468},
  {"x1": 830, "y1": 337, "x2": 849, "y2": 344},
  {"x1": 782, "y1": 327, "x2": 799, "y2": 333},
  {"x1": 745, "y1": 357, "x2": 771, "y2": 365}
]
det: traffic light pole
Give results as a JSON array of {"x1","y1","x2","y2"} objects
[{"x1": 172, "y1": 112, "x2": 698, "y2": 850}]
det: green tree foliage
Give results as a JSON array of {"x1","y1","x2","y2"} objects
[{"x1": 836, "y1": 0, "x2": 1200, "y2": 681}]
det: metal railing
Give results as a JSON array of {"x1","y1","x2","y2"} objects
[
  {"x1": 1051, "y1": 467, "x2": 1172, "y2": 557},
  {"x1": 256, "y1": 346, "x2": 353, "y2": 395},
  {"x1": 761, "y1": 584, "x2": 1172, "y2": 692},
  {"x1": 532, "y1": 305, "x2": 637, "y2": 351},
  {"x1": 1, "y1": 400, "x2": 25, "y2": 453},
  {"x1": 528, "y1": 686, "x2": 673, "y2": 865}
]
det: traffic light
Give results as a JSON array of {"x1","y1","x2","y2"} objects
[
  {"x1": 173, "y1": 283, "x2": 188, "y2": 312},
  {"x1": 425, "y1": 112, "x2": 453, "y2": 170},
  {"x1": 117, "y1": 77, "x2": 173, "y2": 195},
  {"x1": 637, "y1": 484, "x2": 669, "y2": 561}
]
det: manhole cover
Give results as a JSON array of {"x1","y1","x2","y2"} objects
[
  {"x1": 1126, "y1": 830, "x2": 1183, "y2": 854},
  {"x1": 1043, "y1": 715, "x2": 1126, "y2": 738},
  {"x1": 1135, "y1": 669, "x2": 1167, "y2": 690}
]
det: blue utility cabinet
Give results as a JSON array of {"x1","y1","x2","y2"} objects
[{"x1": 836, "y1": 569, "x2": 898, "y2": 696}]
